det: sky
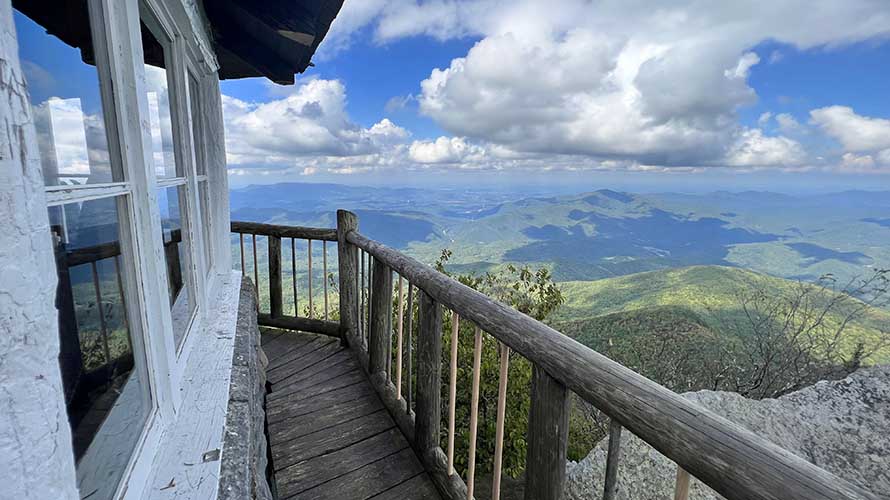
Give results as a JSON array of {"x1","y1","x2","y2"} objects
[{"x1": 15, "y1": 1, "x2": 890, "y2": 193}]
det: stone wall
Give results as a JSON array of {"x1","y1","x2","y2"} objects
[
  {"x1": 218, "y1": 279, "x2": 273, "y2": 500},
  {"x1": 0, "y1": 0, "x2": 80, "y2": 497},
  {"x1": 565, "y1": 366, "x2": 890, "y2": 500}
]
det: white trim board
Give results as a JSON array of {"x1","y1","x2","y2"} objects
[{"x1": 141, "y1": 271, "x2": 242, "y2": 500}]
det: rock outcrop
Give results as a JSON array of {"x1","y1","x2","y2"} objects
[{"x1": 565, "y1": 366, "x2": 890, "y2": 500}]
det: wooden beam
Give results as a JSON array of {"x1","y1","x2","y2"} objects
[
  {"x1": 256, "y1": 313, "x2": 339, "y2": 338},
  {"x1": 414, "y1": 290, "x2": 442, "y2": 454},
  {"x1": 603, "y1": 420, "x2": 623, "y2": 500},
  {"x1": 369, "y1": 257, "x2": 393, "y2": 375},
  {"x1": 524, "y1": 365, "x2": 569, "y2": 500},
  {"x1": 269, "y1": 235, "x2": 282, "y2": 318},
  {"x1": 336, "y1": 210, "x2": 358, "y2": 347},
  {"x1": 231, "y1": 220, "x2": 337, "y2": 241}
]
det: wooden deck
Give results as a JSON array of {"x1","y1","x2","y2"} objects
[{"x1": 262, "y1": 328, "x2": 442, "y2": 500}]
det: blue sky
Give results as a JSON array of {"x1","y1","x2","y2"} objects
[{"x1": 15, "y1": 2, "x2": 890, "y2": 193}]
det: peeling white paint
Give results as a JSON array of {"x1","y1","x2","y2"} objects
[
  {"x1": 1, "y1": 0, "x2": 236, "y2": 498},
  {"x1": 0, "y1": 0, "x2": 79, "y2": 497},
  {"x1": 144, "y1": 273, "x2": 241, "y2": 500}
]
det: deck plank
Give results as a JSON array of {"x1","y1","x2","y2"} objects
[
  {"x1": 260, "y1": 328, "x2": 286, "y2": 346},
  {"x1": 268, "y1": 392, "x2": 384, "y2": 443},
  {"x1": 276, "y1": 427, "x2": 408, "y2": 498},
  {"x1": 272, "y1": 409, "x2": 395, "y2": 467},
  {"x1": 268, "y1": 341, "x2": 343, "y2": 385},
  {"x1": 267, "y1": 382, "x2": 368, "y2": 425},
  {"x1": 292, "y1": 448, "x2": 425, "y2": 500},
  {"x1": 262, "y1": 329, "x2": 442, "y2": 500},
  {"x1": 267, "y1": 336, "x2": 336, "y2": 373},
  {"x1": 264, "y1": 332, "x2": 318, "y2": 363},
  {"x1": 271, "y1": 370, "x2": 366, "y2": 409},
  {"x1": 368, "y1": 473, "x2": 441, "y2": 500},
  {"x1": 267, "y1": 350, "x2": 357, "y2": 400}
]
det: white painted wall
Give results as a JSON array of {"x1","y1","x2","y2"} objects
[
  {"x1": 0, "y1": 0, "x2": 80, "y2": 498},
  {"x1": 0, "y1": 0, "x2": 234, "y2": 498}
]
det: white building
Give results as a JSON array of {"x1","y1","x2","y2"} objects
[{"x1": 0, "y1": 1, "x2": 342, "y2": 498}]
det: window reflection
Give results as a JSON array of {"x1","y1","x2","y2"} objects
[
  {"x1": 189, "y1": 73, "x2": 214, "y2": 274},
  {"x1": 14, "y1": 11, "x2": 117, "y2": 186},
  {"x1": 48, "y1": 199, "x2": 150, "y2": 500},
  {"x1": 158, "y1": 185, "x2": 195, "y2": 347},
  {"x1": 142, "y1": 21, "x2": 179, "y2": 179},
  {"x1": 198, "y1": 181, "x2": 213, "y2": 275}
]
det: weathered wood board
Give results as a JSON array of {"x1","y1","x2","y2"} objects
[{"x1": 263, "y1": 330, "x2": 442, "y2": 500}]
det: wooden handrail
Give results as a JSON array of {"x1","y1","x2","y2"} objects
[
  {"x1": 230, "y1": 220, "x2": 337, "y2": 241},
  {"x1": 345, "y1": 226, "x2": 877, "y2": 500},
  {"x1": 231, "y1": 220, "x2": 339, "y2": 338}
]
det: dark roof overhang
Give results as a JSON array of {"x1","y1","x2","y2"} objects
[
  {"x1": 12, "y1": 0, "x2": 345, "y2": 86},
  {"x1": 204, "y1": 0, "x2": 345, "y2": 85}
]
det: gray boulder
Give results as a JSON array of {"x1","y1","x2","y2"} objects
[{"x1": 565, "y1": 366, "x2": 890, "y2": 500}]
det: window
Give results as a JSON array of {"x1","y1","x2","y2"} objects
[
  {"x1": 14, "y1": 6, "x2": 150, "y2": 499},
  {"x1": 189, "y1": 72, "x2": 214, "y2": 276},
  {"x1": 141, "y1": 13, "x2": 198, "y2": 349}
]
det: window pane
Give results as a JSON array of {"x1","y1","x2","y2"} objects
[
  {"x1": 141, "y1": 19, "x2": 179, "y2": 179},
  {"x1": 199, "y1": 180, "x2": 213, "y2": 275},
  {"x1": 48, "y1": 198, "x2": 150, "y2": 500},
  {"x1": 14, "y1": 9, "x2": 119, "y2": 186},
  {"x1": 189, "y1": 74, "x2": 213, "y2": 275},
  {"x1": 188, "y1": 73, "x2": 207, "y2": 176},
  {"x1": 158, "y1": 185, "x2": 196, "y2": 346}
]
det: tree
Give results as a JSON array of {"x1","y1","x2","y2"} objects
[
  {"x1": 563, "y1": 269, "x2": 890, "y2": 458},
  {"x1": 432, "y1": 250, "x2": 564, "y2": 478},
  {"x1": 711, "y1": 269, "x2": 890, "y2": 399}
]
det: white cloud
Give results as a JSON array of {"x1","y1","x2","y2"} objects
[
  {"x1": 725, "y1": 128, "x2": 806, "y2": 167},
  {"x1": 384, "y1": 94, "x2": 416, "y2": 113},
  {"x1": 368, "y1": 118, "x2": 410, "y2": 143},
  {"x1": 317, "y1": 0, "x2": 890, "y2": 170},
  {"x1": 775, "y1": 113, "x2": 804, "y2": 134},
  {"x1": 757, "y1": 112, "x2": 773, "y2": 127},
  {"x1": 222, "y1": 79, "x2": 410, "y2": 166},
  {"x1": 841, "y1": 152, "x2": 876, "y2": 169},
  {"x1": 810, "y1": 106, "x2": 890, "y2": 152},
  {"x1": 409, "y1": 136, "x2": 482, "y2": 163},
  {"x1": 32, "y1": 97, "x2": 112, "y2": 182},
  {"x1": 227, "y1": 1, "x2": 890, "y2": 178}
]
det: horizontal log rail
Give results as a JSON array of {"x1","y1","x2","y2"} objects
[
  {"x1": 342, "y1": 213, "x2": 877, "y2": 500},
  {"x1": 231, "y1": 221, "x2": 338, "y2": 338},
  {"x1": 230, "y1": 220, "x2": 337, "y2": 241}
]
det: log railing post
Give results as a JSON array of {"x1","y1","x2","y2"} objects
[
  {"x1": 603, "y1": 419, "x2": 623, "y2": 500},
  {"x1": 369, "y1": 257, "x2": 393, "y2": 375},
  {"x1": 525, "y1": 364, "x2": 570, "y2": 500},
  {"x1": 674, "y1": 467, "x2": 691, "y2": 500},
  {"x1": 415, "y1": 289, "x2": 442, "y2": 453},
  {"x1": 336, "y1": 210, "x2": 358, "y2": 345},
  {"x1": 269, "y1": 235, "x2": 282, "y2": 318}
]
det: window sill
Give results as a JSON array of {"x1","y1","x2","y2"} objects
[{"x1": 138, "y1": 271, "x2": 268, "y2": 499}]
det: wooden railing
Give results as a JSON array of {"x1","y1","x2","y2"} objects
[
  {"x1": 233, "y1": 212, "x2": 879, "y2": 500},
  {"x1": 230, "y1": 221, "x2": 339, "y2": 337}
]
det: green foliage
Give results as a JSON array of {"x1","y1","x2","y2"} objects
[
  {"x1": 433, "y1": 249, "x2": 563, "y2": 479},
  {"x1": 556, "y1": 265, "x2": 890, "y2": 363}
]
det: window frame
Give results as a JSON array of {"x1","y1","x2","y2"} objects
[
  {"x1": 139, "y1": 0, "x2": 207, "y2": 363},
  {"x1": 25, "y1": 0, "x2": 220, "y2": 497},
  {"x1": 28, "y1": 1, "x2": 165, "y2": 498},
  {"x1": 185, "y1": 66, "x2": 215, "y2": 280}
]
